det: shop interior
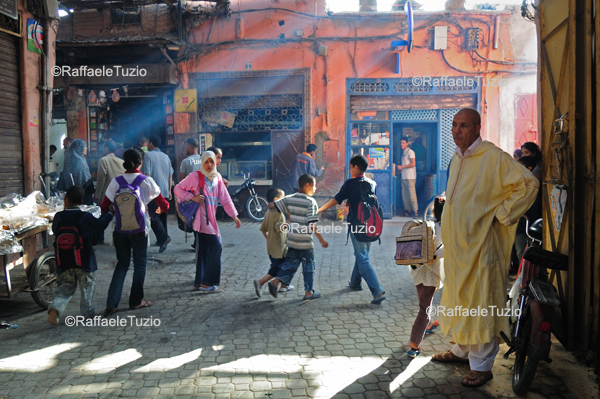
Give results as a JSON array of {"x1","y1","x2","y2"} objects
[{"x1": 393, "y1": 121, "x2": 438, "y2": 212}]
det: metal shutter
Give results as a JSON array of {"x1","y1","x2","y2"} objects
[{"x1": 0, "y1": 31, "x2": 23, "y2": 196}]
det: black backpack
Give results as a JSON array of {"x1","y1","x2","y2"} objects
[
  {"x1": 347, "y1": 179, "x2": 384, "y2": 244},
  {"x1": 55, "y1": 211, "x2": 87, "y2": 268}
]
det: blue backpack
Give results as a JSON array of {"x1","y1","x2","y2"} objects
[{"x1": 114, "y1": 175, "x2": 147, "y2": 234}]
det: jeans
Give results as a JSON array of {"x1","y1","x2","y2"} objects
[
  {"x1": 49, "y1": 269, "x2": 96, "y2": 318},
  {"x1": 149, "y1": 201, "x2": 169, "y2": 246},
  {"x1": 276, "y1": 247, "x2": 315, "y2": 293},
  {"x1": 409, "y1": 284, "x2": 436, "y2": 346},
  {"x1": 195, "y1": 232, "x2": 222, "y2": 287},
  {"x1": 267, "y1": 256, "x2": 286, "y2": 277},
  {"x1": 349, "y1": 233, "x2": 385, "y2": 298},
  {"x1": 106, "y1": 231, "x2": 148, "y2": 309}
]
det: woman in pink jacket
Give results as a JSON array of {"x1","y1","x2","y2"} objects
[{"x1": 174, "y1": 151, "x2": 241, "y2": 292}]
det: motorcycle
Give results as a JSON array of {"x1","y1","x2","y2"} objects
[
  {"x1": 501, "y1": 217, "x2": 569, "y2": 395},
  {"x1": 229, "y1": 172, "x2": 268, "y2": 222}
]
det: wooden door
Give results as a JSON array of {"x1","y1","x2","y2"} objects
[
  {"x1": 514, "y1": 94, "x2": 538, "y2": 148},
  {"x1": 271, "y1": 130, "x2": 304, "y2": 193}
]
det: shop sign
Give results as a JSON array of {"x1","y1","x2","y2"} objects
[
  {"x1": 356, "y1": 111, "x2": 377, "y2": 120},
  {"x1": 0, "y1": 0, "x2": 17, "y2": 20},
  {"x1": 175, "y1": 89, "x2": 198, "y2": 113},
  {"x1": 202, "y1": 111, "x2": 236, "y2": 128}
]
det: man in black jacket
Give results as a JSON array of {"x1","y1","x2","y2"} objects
[{"x1": 48, "y1": 186, "x2": 113, "y2": 326}]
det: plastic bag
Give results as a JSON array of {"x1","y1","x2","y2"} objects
[{"x1": 79, "y1": 205, "x2": 101, "y2": 219}]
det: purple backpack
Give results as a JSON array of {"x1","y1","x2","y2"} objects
[{"x1": 114, "y1": 175, "x2": 147, "y2": 234}]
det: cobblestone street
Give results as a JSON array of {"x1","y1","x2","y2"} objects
[{"x1": 0, "y1": 217, "x2": 597, "y2": 399}]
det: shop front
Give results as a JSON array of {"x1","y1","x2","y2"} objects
[
  {"x1": 346, "y1": 78, "x2": 480, "y2": 218},
  {"x1": 190, "y1": 69, "x2": 310, "y2": 195}
]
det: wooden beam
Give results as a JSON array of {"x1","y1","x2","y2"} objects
[
  {"x1": 594, "y1": 0, "x2": 600, "y2": 355},
  {"x1": 581, "y1": 0, "x2": 594, "y2": 351},
  {"x1": 542, "y1": 17, "x2": 568, "y2": 43},
  {"x1": 57, "y1": 40, "x2": 173, "y2": 47},
  {"x1": 161, "y1": 0, "x2": 175, "y2": 9},
  {"x1": 567, "y1": 0, "x2": 577, "y2": 350},
  {"x1": 53, "y1": 64, "x2": 177, "y2": 86}
]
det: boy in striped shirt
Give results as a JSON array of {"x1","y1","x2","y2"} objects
[{"x1": 268, "y1": 174, "x2": 328, "y2": 300}]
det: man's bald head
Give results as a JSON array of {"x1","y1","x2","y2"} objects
[
  {"x1": 457, "y1": 108, "x2": 481, "y2": 125},
  {"x1": 452, "y1": 108, "x2": 482, "y2": 155}
]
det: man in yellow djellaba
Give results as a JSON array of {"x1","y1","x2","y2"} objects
[{"x1": 431, "y1": 108, "x2": 539, "y2": 387}]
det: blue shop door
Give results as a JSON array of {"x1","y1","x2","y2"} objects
[{"x1": 368, "y1": 171, "x2": 392, "y2": 219}]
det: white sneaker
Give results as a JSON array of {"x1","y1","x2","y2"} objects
[
  {"x1": 279, "y1": 285, "x2": 294, "y2": 292},
  {"x1": 254, "y1": 280, "x2": 262, "y2": 298}
]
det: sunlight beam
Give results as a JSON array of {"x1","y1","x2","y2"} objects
[{"x1": 0, "y1": 343, "x2": 81, "y2": 372}]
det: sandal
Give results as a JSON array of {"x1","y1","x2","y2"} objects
[
  {"x1": 407, "y1": 345, "x2": 421, "y2": 358},
  {"x1": 461, "y1": 370, "x2": 493, "y2": 387},
  {"x1": 424, "y1": 320, "x2": 439, "y2": 335},
  {"x1": 431, "y1": 350, "x2": 469, "y2": 363},
  {"x1": 303, "y1": 292, "x2": 321, "y2": 300},
  {"x1": 371, "y1": 292, "x2": 386, "y2": 304},
  {"x1": 130, "y1": 300, "x2": 152, "y2": 310}
]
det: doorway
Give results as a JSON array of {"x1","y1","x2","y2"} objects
[{"x1": 393, "y1": 122, "x2": 438, "y2": 215}]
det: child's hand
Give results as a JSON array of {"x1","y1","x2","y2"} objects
[
  {"x1": 233, "y1": 216, "x2": 241, "y2": 228},
  {"x1": 155, "y1": 207, "x2": 162, "y2": 215},
  {"x1": 109, "y1": 204, "x2": 115, "y2": 213},
  {"x1": 341, "y1": 206, "x2": 349, "y2": 216},
  {"x1": 320, "y1": 239, "x2": 329, "y2": 248}
]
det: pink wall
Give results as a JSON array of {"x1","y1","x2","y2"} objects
[
  {"x1": 19, "y1": 1, "x2": 57, "y2": 193},
  {"x1": 178, "y1": 0, "x2": 526, "y2": 189}
]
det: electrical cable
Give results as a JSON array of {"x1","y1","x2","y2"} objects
[
  {"x1": 473, "y1": 49, "x2": 536, "y2": 66},
  {"x1": 441, "y1": 50, "x2": 535, "y2": 75}
]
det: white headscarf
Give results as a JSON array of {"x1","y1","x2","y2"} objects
[{"x1": 199, "y1": 151, "x2": 219, "y2": 181}]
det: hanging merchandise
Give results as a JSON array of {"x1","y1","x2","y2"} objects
[
  {"x1": 112, "y1": 88, "x2": 120, "y2": 102},
  {"x1": 99, "y1": 90, "x2": 107, "y2": 107},
  {"x1": 88, "y1": 90, "x2": 98, "y2": 106}
]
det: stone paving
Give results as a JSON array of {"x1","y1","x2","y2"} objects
[{"x1": 0, "y1": 216, "x2": 597, "y2": 399}]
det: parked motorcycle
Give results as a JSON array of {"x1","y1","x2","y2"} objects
[
  {"x1": 229, "y1": 172, "x2": 268, "y2": 222},
  {"x1": 501, "y1": 217, "x2": 569, "y2": 395}
]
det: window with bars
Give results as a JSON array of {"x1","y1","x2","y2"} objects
[
  {"x1": 0, "y1": 13, "x2": 21, "y2": 36},
  {"x1": 198, "y1": 94, "x2": 303, "y2": 132}
]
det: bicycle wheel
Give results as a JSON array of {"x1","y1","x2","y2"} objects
[
  {"x1": 423, "y1": 199, "x2": 435, "y2": 221},
  {"x1": 512, "y1": 302, "x2": 544, "y2": 395},
  {"x1": 29, "y1": 252, "x2": 58, "y2": 310}
]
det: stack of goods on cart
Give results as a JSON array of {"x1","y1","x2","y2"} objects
[{"x1": 0, "y1": 192, "x2": 62, "y2": 255}]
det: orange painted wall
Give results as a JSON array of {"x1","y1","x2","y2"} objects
[{"x1": 178, "y1": 0, "x2": 527, "y2": 190}]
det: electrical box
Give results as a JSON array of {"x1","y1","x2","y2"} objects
[
  {"x1": 433, "y1": 26, "x2": 448, "y2": 50},
  {"x1": 44, "y1": 0, "x2": 60, "y2": 19},
  {"x1": 465, "y1": 27, "x2": 480, "y2": 50}
]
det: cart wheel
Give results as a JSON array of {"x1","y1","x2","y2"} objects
[{"x1": 29, "y1": 252, "x2": 57, "y2": 310}]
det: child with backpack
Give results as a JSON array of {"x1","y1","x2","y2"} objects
[
  {"x1": 406, "y1": 197, "x2": 445, "y2": 358},
  {"x1": 318, "y1": 154, "x2": 386, "y2": 304},
  {"x1": 253, "y1": 188, "x2": 293, "y2": 297},
  {"x1": 48, "y1": 186, "x2": 113, "y2": 326},
  {"x1": 267, "y1": 174, "x2": 328, "y2": 301},
  {"x1": 100, "y1": 148, "x2": 169, "y2": 313}
]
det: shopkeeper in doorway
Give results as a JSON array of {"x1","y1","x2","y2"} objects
[
  {"x1": 291, "y1": 144, "x2": 324, "y2": 191},
  {"x1": 397, "y1": 137, "x2": 418, "y2": 218}
]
